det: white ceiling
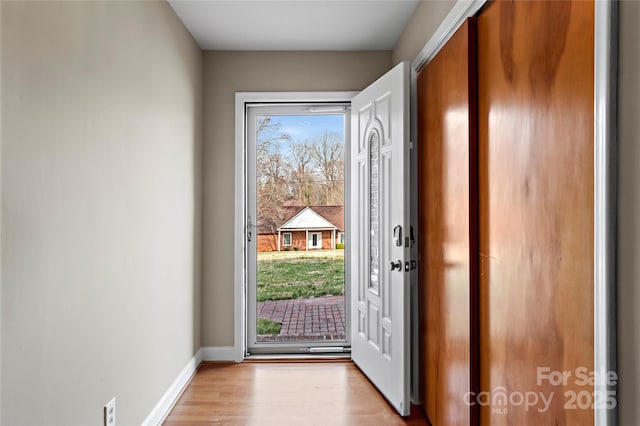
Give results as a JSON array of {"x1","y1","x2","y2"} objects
[{"x1": 168, "y1": 0, "x2": 420, "y2": 51}]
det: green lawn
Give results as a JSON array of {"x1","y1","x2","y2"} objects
[
  {"x1": 257, "y1": 318, "x2": 282, "y2": 335},
  {"x1": 257, "y1": 250, "x2": 345, "y2": 302}
]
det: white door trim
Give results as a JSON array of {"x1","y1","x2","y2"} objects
[
  {"x1": 234, "y1": 91, "x2": 357, "y2": 361},
  {"x1": 593, "y1": 2, "x2": 618, "y2": 425},
  {"x1": 411, "y1": 0, "x2": 487, "y2": 74},
  {"x1": 410, "y1": 1, "x2": 618, "y2": 423}
]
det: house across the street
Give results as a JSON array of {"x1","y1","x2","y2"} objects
[{"x1": 257, "y1": 206, "x2": 344, "y2": 252}]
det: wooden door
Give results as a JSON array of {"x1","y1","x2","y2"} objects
[
  {"x1": 477, "y1": 1, "x2": 594, "y2": 424},
  {"x1": 417, "y1": 19, "x2": 477, "y2": 426}
]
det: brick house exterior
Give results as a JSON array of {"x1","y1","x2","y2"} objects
[
  {"x1": 257, "y1": 233, "x2": 279, "y2": 252},
  {"x1": 279, "y1": 229, "x2": 335, "y2": 251},
  {"x1": 257, "y1": 206, "x2": 344, "y2": 252}
]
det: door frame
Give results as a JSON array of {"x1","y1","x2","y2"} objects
[
  {"x1": 410, "y1": 1, "x2": 618, "y2": 424},
  {"x1": 234, "y1": 91, "x2": 356, "y2": 360},
  {"x1": 308, "y1": 232, "x2": 322, "y2": 250}
]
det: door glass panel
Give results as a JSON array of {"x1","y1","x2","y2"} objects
[
  {"x1": 251, "y1": 109, "x2": 347, "y2": 348},
  {"x1": 369, "y1": 130, "x2": 380, "y2": 293}
]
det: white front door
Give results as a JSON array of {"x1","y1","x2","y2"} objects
[
  {"x1": 308, "y1": 232, "x2": 322, "y2": 249},
  {"x1": 350, "y1": 62, "x2": 410, "y2": 415}
]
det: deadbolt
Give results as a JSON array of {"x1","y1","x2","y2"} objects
[{"x1": 390, "y1": 260, "x2": 402, "y2": 271}]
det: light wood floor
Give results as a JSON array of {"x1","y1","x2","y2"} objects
[{"x1": 163, "y1": 360, "x2": 429, "y2": 425}]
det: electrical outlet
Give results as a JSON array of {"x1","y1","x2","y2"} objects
[{"x1": 104, "y1": 397, "x2": 116, "y2": 426}]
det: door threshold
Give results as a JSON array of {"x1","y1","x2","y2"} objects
[{"x1": 245, "y1": 353, "x2": 351, "y2": 362}]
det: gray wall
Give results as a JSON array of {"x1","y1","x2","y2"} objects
[
  {"x1": 618, "y1": 1, "x2": 640, "y2": 425},
  {"x1": 392, "y1": 0, "x2": 455, "y2": 65},
  {"x1": 201, "y1": 51, "x2": 392, "y2": 346},
  {"x1": 1, "y1": 1, "x2": 202, "y2": 424}
]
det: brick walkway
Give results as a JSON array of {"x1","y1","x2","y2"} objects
[{"x1": 257, "y1": 296, "x2": 346, "y2": 342}]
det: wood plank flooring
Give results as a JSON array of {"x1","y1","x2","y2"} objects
[{"x1": 163, "y1": 360, "x2": 428, "y2": 425}]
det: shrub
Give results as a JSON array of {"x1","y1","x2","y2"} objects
[{"x1": 336, "y1": 243, "x2": 345, "y2": 250}]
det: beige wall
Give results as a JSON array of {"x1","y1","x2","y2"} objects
[
  {"x1": 1, "y1": 0, "x2": 634, "y2": 423},
  {"x1": 202, "y1": 51, "x2": 391, "y2": 346},
  {"x1": 392, "y1": 0, "x2": 456, "y2": 65},
  {"x1": 618, "y1": 1, "x2": 640, "y2": 424},
  {"x1": 1, "y1": 1, "x2": 202, "y2": 424}
]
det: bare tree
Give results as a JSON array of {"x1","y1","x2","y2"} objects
[
  {"x1": 256, "y1": 119, "x2": 345, "y2": 247},
  {"x1": 289, "y1": 142, "x2": 314, "y2": 206},
  {"x1": 256, "y1": 117, "x2": 291, "y2": 241},
  {"x1": 256, "y1": 116, "x2": 290, "y2": 160},
  {"x1": 309, "y1": 132, "x2": 344, "y2": 205}
]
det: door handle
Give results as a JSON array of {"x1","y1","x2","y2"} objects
[
  {"x1": 393, "y1": 225, "x2": 403, "y2": 247},
  {"x1": 390, "y1": 260, "x2": 402, "y2": 272}
]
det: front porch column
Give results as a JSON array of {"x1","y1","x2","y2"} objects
[
  {"x1": 277, "y1": 230, "x2": 281, "y2": 252},
  {"x1": 306, "y1": 229, "x2": 309, "y2": 251},
  {"x1": 332, "y1": 229, "x2": 335, "y2": 249}
]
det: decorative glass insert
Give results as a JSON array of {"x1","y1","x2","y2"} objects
[{"x1": 369, "y1": 129, "x2": 380, "y2": 291}]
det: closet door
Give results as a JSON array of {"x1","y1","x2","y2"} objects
[
  {"x1": 478, "y1": 1, "x2": 594, "y2": 424},
  {"x1": 418, "y1": 19, "x2": 477, "y2": 426}
]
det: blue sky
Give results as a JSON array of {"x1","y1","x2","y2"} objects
[
  {"x1": 273, "y1": 114, "x2": 344, "y2": 142},
  {"x1": 262, "y1": 114, "x2": 344, "y2": 155}
]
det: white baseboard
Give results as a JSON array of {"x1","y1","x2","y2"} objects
[
  {"x1": 142, "y1": 348, "x2": 203, "y2": 426},
  {"x1": 142, "y1": 346, "x2": 238, "y2": 425},
  {"x1": 200, "y1": 346, "x2": 239, "y2": 362}
]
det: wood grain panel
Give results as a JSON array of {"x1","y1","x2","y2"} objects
[
  {"x1": 163, "y1": 361, "x2": 428, "y2": 425},
  {"x1": 477, "y1": 1, "x2": 594, "y2": 424},
  {"x1": 417, "y1": 19, "x2": 477, "y2": 426}
]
